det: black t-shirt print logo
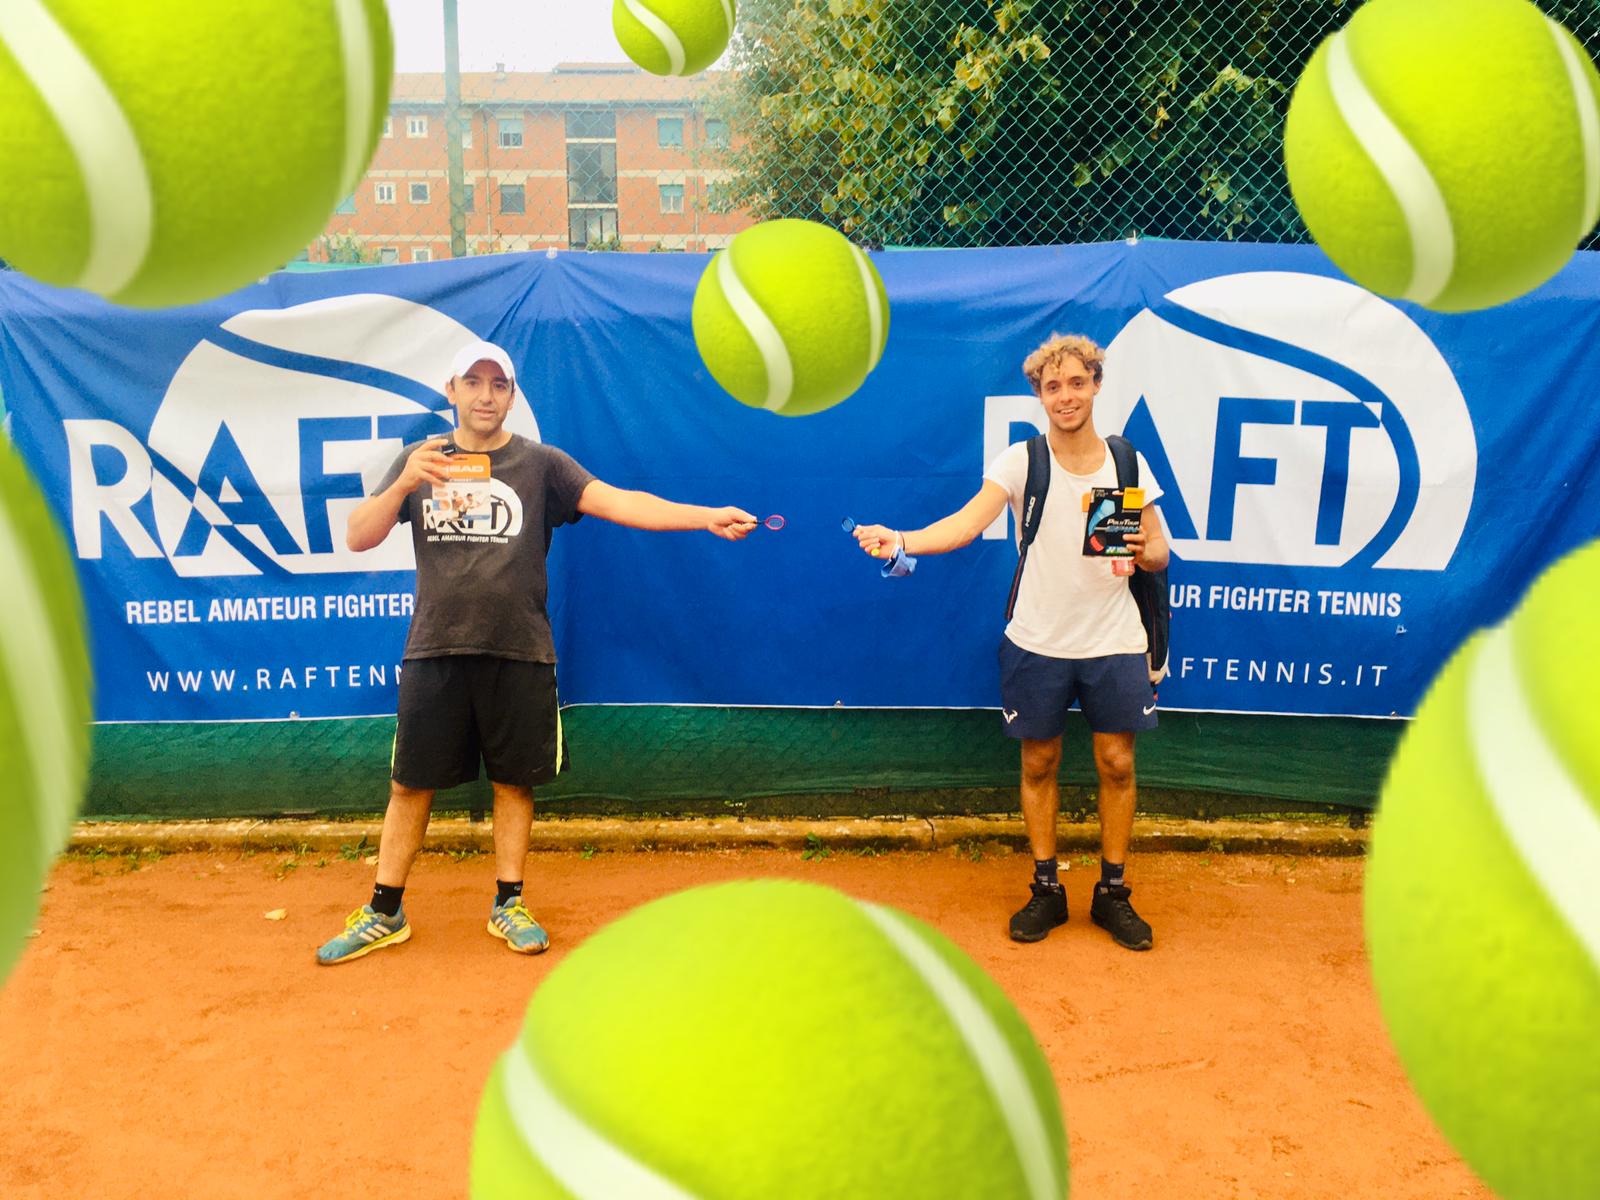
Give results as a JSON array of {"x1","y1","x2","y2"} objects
[{"x1": 423, "y1": 493, "x2": 516, "y2": 538}]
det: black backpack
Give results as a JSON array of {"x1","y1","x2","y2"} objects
[{"x1": 1004, "y1": 434, "x2": 1171, "y2": 685}]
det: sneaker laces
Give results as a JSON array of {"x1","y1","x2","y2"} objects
[
  {"x1": 1021, "y1": 884, "x2": 1062, "y2": 916},
  {"x1": 497, "y1": 900, "x2": 536, "y2": 928},
  {"x1": 1095, "y1": 885, "x2": 1144, "y2": 925}
]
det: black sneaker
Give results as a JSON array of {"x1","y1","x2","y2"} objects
[
  {"x1": 1009, "y1": 882, "x2": 1068, "y2": 943},
  {"x1": 1090, "y1": 882, "x2": 1153, "y2": 951}
]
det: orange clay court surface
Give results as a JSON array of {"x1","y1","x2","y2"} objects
[{"x1": 0, "y1": 847, "x2": 1491, "y2": 1200}]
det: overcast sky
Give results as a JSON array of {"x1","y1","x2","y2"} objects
[{"x1": 387, "y1": 0, "x2": 731, "y2": 72}]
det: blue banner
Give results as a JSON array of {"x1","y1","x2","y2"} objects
[{"x1": 2, "y1": 242, "x2": 1597, "y2": 723}]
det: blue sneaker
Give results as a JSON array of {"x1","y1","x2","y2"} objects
[
  {"x1": 316, "y1": 904, "x2": 410, "y2": 965},
  {"x1": 488, "y1": 898, "x2": 550, "y2": 955}
]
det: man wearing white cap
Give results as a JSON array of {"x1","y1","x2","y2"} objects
[{"x1": 317, "y1": 340, "x2": 757, "y2": 964}]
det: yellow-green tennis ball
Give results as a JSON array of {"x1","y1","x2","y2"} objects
[
  {"x1": 1284, "y1": 0, "x2": 1600, "y2": 312},
  {"x1": 472, "y1": 879, "x2": 1068, "y2": 1200},
  {"x1": 1366, "y1": 539, "x2": 1600, "y2": 1199},
  {"x1": 692, "y1": 219, "x2": 890, "y2": 417},
  {"x1": 612, "y1": 0, "x2": 733, "y2": 77},
  {"x1": 0, "y1": 0, "x2": 393, "y2": 308},
  {"x1": 0, "y1": 441, "x2": 92, "y2": 987}
]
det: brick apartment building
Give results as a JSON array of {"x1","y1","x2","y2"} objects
[{"x1": 309, "y1": 63, "x2": 755, "y2": 264}]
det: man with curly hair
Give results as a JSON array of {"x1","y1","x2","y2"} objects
[{"x1": 852, "y1": 334, "x2": 1169, "y2": 950}]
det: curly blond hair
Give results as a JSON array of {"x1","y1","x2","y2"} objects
[{"x1": 1022, "y1": 334, "x2": 1105, "y2": 393}]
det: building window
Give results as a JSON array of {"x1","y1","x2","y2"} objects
[
  {"x1": 334, "y1": 194, "x2": 356, "y2": 215},
  {"x1": 462, "y1": 183, "x2": 475, "y2": 213},
  {"x1": 407, "y1": 115, "x2": 428, "y2": 138},
  {"x1": 565, "y1": 111, "x2": 616, "y2": 139},
  {"x1": 567, "y1": 144, "x2": 617, "y2": 204},
  {"x1": 378, "y1": 247, "x2": 400, "y2": 264},
  {"x1": 569, "y1": 208, "x2": 619, "y2": 249},
  {"x1": 409, "y1": 182, "x2": 430, "y2": 204},
  {"x1": 499, "y1": 184, "x2": 526, "y2": 215},
  {"x1": 657, "y1": 117, "x2": 684, "y2": 148},
  {"x1": 659, "y1": 184, "x2": 684, "y2": 214},
  {"x1": 375, "y1": 182, "x2": 396, "y2": 204},
  {"x1": 412, "y1": 247, "x2": 433, "y2": 263},
  {"x1": 382, "y1": 115, "x2": 393, "y2": 138},
  {"x1": 498, "y1": 116, "x2": 524, "y2": 148},
  {"x1": 461, "y1": 122, "x2": 473, "y2": 149},
  {"x1": 705, "y1": 118, "x2": 729, "y2": 147}
]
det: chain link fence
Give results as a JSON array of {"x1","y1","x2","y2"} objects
[
  {"x1": 298, "y1": 0, "x2": 1600, "y2": 268},
  {"x1": 0, "y1": 1, "x2": 1596, "y2": 277},
  {"x1": 707, "y1": 0, "x2": 1600, "y2": 249}
]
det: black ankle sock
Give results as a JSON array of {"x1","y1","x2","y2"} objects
[
  {"x1": 496, "y1": 879, "x2": 524, "y2": 908},
  {"x1": 371, "y1": 883, "x2": 404, "y2": 917},
  {"x1": 1032, "y1": 858, "x2": 1061, "y2": 889},
  {"x1": 1100, "y1": 859, "x2": 1126, "y2": 889}
]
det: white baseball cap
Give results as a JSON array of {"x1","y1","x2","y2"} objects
[{"x1": 449, "y1": 339, "x2": 516, "y2": 386}]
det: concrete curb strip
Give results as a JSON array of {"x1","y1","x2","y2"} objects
[{"x1": 70, "y1": 815, "x2": 1367, "y2": 856}]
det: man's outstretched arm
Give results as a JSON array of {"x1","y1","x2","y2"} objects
[
  {"x1": 850, "y1": 481, "x2": 1011, "y2": 559},
  {"x1": 578, "y1": 479, "x2": 757, "y2": 541}
]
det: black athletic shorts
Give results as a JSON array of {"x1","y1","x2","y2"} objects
[{"x1": 392, "y1": 655, "x2": 569, "y2": 790}]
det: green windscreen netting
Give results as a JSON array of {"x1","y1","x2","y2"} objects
[{"x1": 88, "y1": 709, "x2": 1402, "y2": 820}]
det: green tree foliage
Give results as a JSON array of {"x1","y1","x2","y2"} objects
[
  {"x1": 708, "y1": 0, "x2": 1600, "y2": 248},
  {"x1": 319, "y1": 234, "x2": 378, "y2": 264}
]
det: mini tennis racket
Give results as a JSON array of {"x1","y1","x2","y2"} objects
[
  {"x1": 842, "y1": 517, "x2": 896, "y2": 559},
  {"x1": 742, "y1": 515, "x2": 785, "y2": 531},
  {"x1": 842, "y1": 517, "x2": 916, "y2": 575},
  {"x1": 841, "y1": 516, "x2": 875, "y2": 550}
]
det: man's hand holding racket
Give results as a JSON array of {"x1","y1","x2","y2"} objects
[
  {"x1": 845, "y1": 519, "x2": 917, "y2": 576},
  {"x1": 847, "y1": 521, "x2": 902, "y2": 559},
  {"x1": 711, "y1": 507, "x2": 762, "y2": 540}
]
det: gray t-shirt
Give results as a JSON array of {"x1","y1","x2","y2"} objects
[{"x1": 376, "y1": 434, "x2": 595, "y2": 662}]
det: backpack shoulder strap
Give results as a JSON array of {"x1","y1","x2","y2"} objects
[
  {"x1": 1018, "y1": 435, "x2": 1051, "y2": 548},
  {"x1": 1105, "y1": 434, "x2": 1138, "y2": 489},
  {"x1": 1005, "y1": 435, "x2": 1052, "y2": 621}
]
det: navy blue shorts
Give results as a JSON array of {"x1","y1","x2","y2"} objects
[{"x1": 998, "y1": 638, "x2": 1158, "y2": 739}]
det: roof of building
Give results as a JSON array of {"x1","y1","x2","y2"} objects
[{"x1": 389, "y1": 65, "x2": 723, "y2": 107}]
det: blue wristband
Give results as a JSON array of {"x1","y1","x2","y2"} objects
[{"x1": 881, "y1": 545, "x2": 917, "y2": 578}]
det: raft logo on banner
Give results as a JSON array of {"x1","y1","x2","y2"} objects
[
  {"x1": 984, "y1": 272, "x2": 1477, "y2": 571},
  {"x1": 62, "y1": 293, "x2": 539, "y2": 577}
]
